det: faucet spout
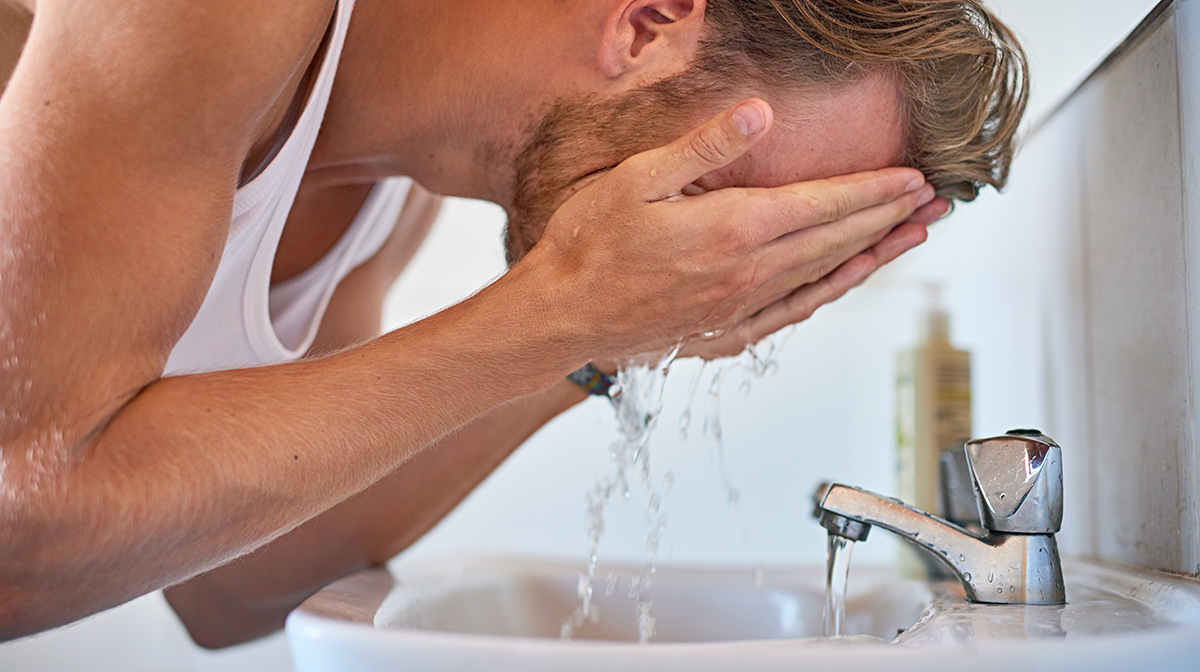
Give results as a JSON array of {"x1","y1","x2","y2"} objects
[{"x1": 815, "y1": 483, "x2": 1065, "y2": 605}]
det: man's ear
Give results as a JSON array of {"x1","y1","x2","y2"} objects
[{"x1": 597, "y1": 0, "x2": 705, "y2": 81}]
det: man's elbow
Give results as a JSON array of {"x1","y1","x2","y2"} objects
[
  {"x1": 164, "y1": 579, "x2": 289, "y2": 649},
  {"x1": 0, "y1": 582, "x2": 42, "y2": 643}
]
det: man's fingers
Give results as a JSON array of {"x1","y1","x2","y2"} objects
[
  {"x1": 622, "y1": 99, "x2": 773, "y2": 201},
  {"x1": 740, "y1": 167, "x2": 926, "y2": 243},
  {"x1": 865, "y1": 221, "x2": 930, "y2": 267},
  {"x1": 732, "y1": 188, "x2": 931, "y2": 322},
  {"x1": 755, "y1": 183, "x2": 933, "y2": 283},
  {"x1": 678, "y1": 222, "x2": 928, "y2": 361},
  {"x1": 743, "y1": 227, "x2": 885, "y2": 318},
  {"x1": 906, "y1": 197, "x2": 951, "y2": 227},
  {"x1": 758, "y1": 219, "x2": 929, "y2": 314},
  {"x1": 765, "y1": 223, "x2": 929, "y2": 329},
  {"x1": 679, "y1": 255, "x2": 872, "y2": 361}
]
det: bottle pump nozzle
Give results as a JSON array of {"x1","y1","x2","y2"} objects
[{"x1": 921, "y1": 283, "x2": 950, "y2": 341}]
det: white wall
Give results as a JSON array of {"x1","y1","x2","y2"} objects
[
  {"x1": 1051, "y1": 2, "x2": 1200, "y2": 573},
  {"x1": 984, "y1": 0, "x2": 1162, "y2": 128}
]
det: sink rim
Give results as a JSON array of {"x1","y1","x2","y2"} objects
[
  {"x1": 288, "y1": 552, "x2": 1200, "y2": 652},
  {"x1": 293, "y1": 553, "x2": 928, "y2": 648}
]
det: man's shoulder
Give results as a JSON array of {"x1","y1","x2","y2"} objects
[{"x1": 12, "y1": 0, "x2": 339, "y2": 159}]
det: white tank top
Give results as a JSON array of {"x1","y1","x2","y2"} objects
[{"x1": 164, "y1": 0, "x2": 410, "y2": 376}]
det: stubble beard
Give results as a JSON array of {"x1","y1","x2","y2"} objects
[{"x1": 502, "y1": 72, "x2": 729, "y2": 266}]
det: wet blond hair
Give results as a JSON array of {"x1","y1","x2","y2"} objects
[{"x1": 700, "y1": 0, "x2": 1029, "y2": 201}]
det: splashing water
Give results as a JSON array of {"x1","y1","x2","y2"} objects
[
  {"x1": 685, "y1": 326, "x2": 797, "y2": 509},
  {"x1": 562, "y1": 346, "x2": 679, "y2": 642},
  {"x1": 562, "y1": 326, "x2": 797, "y2": 643}
]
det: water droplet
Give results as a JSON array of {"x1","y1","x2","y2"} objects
[
  {"x1": 988, "y1": 572, "x2": 994, "y2": 583},
  {"x1": 997, "y1": 587, "x2": 1004, "y2": 593},
  {"x1": 1010, "y1": 585, "x2": 1016, "y2": 593},
  {"x1": 700, "y1": 329, "x2": 726, "y2": 341},
  {"x1": 959, "y1": 553, "x2": 966, "y2": 562},
  {"x1": 964, "y1": 572, "x2": 972, "y2": 581},
  {"x1": 999, "y1": 492, "x2": 1007, "y2": 500},
  {"x1": 637, "y1": 600, "x2": 657, "y2": 644}
]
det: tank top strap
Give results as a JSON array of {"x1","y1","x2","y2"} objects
[{"x1": 164, "y1": 0, "x2": 365, "y2": 376}]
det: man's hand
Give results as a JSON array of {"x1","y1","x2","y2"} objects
[
  {"x1": 524, "y1": 99, "x2": 937, "y2": 363},
  {"x1": 680, "y1": 208, "x2": 944, "y2": 361}
]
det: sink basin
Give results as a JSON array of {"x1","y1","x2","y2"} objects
[{"x1": 286, "y1": 554, "x2": 1200, "y2": 672}]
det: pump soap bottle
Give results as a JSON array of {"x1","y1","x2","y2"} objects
[{"x1": 895, "y1": 285, "x2": 972, "y2": 579}]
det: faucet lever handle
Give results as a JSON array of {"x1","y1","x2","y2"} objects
[{"x1": 964, "y1": 429, "x2": 1063, "y2": 534}]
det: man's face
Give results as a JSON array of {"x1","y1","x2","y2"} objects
[{"x1": 504, "y1": 71, "x2": 907, "y2": 264}]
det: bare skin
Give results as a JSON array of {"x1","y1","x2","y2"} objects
[{"x1": 0, "y1": 0, "x2": 946, "y2": 645}]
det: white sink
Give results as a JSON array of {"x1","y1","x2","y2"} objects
[{"x1": 286, "y1": 554, "x2": 1200, "y2": 672}]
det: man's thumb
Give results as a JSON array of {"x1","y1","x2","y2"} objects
[{"x1": 627, "y1": 99, "x2": 773, "y2": 200}]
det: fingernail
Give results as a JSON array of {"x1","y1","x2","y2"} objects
[
  {"x1": 937, "y1": 201, "x2": 952, "y2": 219},
  {"x1": 916, "y1": 186, "x2": 935, "y2": 207},
  {"x1": 732, "y1": 103, "x2": 766, "y2": 136},
  {"x1": 906, "y1": 176, "x2": 925, "y2": 192}
]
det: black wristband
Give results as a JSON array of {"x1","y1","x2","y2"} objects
[{"x1": 567, "y1": 363, "x2": 617, "y2": 399}]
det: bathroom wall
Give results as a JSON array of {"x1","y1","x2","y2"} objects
[
  {"x1": 1043, "y1": 1, "x2": 1200, "y2": 574},
  {"x1": 871, "y1": 0, "x2": 1200, "y2": 576}
]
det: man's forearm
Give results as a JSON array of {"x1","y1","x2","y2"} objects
[
  {"x1": 163, "y1": 378, "x2": 587, "y2": 648},
  {"x1": 0, "y1": 266, "x2": 585, "y2": 641}
]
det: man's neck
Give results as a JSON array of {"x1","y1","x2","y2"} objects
[{"x1": 308, "y1": 0, "x2": 605, "y2": 207}]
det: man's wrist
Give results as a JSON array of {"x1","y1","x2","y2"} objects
[{"x1": 567, "y1": 363, "x2": 616, "y2": 400}]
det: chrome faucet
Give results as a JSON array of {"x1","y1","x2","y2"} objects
[{"x1": 812, "y1": 429, "x2": 1066, "y2": 605}]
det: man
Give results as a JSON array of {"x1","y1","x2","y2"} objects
[{"x1": 0, "y1": 0, "x2": 1025, "y2": 648}]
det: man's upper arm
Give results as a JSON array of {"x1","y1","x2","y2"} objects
[{"x1": 0, "y1": 0, "x2": 334, "y2": 443}]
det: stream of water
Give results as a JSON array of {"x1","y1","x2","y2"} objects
[{"x1": 823, "y1": 533, "x2": 855, "y2": 637}]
